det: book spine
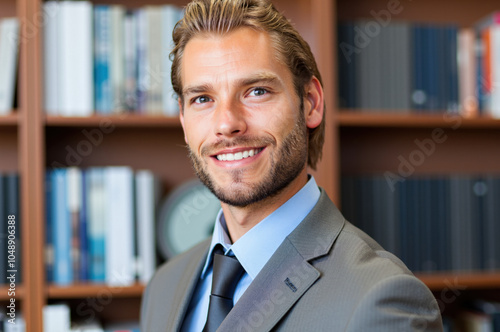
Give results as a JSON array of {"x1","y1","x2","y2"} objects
[
  {"x1": 59, "y1": 1, "x2": 94, "y2": 116},
  {"x1": 52, "y1": 169, "x2": 72, "y2": 285},
  {"x1": 105, "y1": 167, "x2": 135, "y2": 286},
  {"x1": 0, "y1": 18, "x2": 20, "y2": 114}
]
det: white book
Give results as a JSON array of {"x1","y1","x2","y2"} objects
[
  {"x1": 43, "y1": 304, "x2": 71, "y2": 332},
  {"x1": 135, "y1": 170, "x2": 157, "y2": 284},
  {"x1": 0, "y1": 18, "x2": 20, "y2": 114},
  {"x1": 110, "y1": 5, "x2": 125, "y2": 113},
  {"x1": 59, "y1": 1, "x2": 94, "y2": 116},
  {"x1": 105, "y1": 166, "x2": 135, "y2": 286},
  {"x1": 161, "y1": 5, "x2": 181, "y2": 116},
  {"x1": 43, "y1": 2, "x2": 60, "y2": 115}
]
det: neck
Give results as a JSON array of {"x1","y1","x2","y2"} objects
[{"x1": 221, "y1": 169, "x2": 309, "y2": 242}]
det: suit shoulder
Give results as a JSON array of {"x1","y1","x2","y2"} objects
[{"x1": 335, "y1": 220, "x2": 412, "y2": 277}]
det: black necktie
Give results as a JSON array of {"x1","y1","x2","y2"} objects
[{"x1": 203, "y1": 246, "x2": 245, "y2": 332}]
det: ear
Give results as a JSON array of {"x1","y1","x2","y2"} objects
[
  {"x1": 178, "y1": 98, "x2": 188, "y2": 144},
  {"x1": 303, "y1": 76, "x2": 324, "y2": 129}
]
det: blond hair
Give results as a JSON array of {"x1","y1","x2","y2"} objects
[{"x1": 171, "y1": 0, "x2": 325, "y2": 169}]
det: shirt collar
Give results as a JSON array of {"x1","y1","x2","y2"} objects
[{"x1": 200, "y1": 175, "x2": 320, "y2": 280}]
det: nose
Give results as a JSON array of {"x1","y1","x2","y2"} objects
[{"x1": 213, "y1": 99, "x2": 247, "y2": 138}]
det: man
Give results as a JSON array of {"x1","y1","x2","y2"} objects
[{"x1": 141, "y1": 0, "x2": 443, "y2": 331}]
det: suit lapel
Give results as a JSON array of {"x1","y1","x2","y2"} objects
[
  {"x1": 168, "y1": 240, "x2": 210, "y2": 331},
  {"x1": 218, "y1": 190, "x2": 346, "y2": 331}
]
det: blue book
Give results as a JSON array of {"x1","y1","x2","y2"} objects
[
  {"x1": 52, "y1": 169, "x2": 73, "y2": 285},
  {"x1": 79, "y1": 170, "x2": 89, "y2": 281},
  {"x1": 45, "y1": 172, "x2": 53, "y2": 282},
  {"x1": 94, "y1": 5, "x2": 112, "y2": 113},
  {"x1": 86, "y1": 168, "x2": 106, "y2": 282}
]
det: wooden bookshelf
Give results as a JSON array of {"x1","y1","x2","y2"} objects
[
  {"x1": 47, "y1": 283, "x2": 145, "y2": 299},
  {"x1": 417, "y1": 272, "x2": 500, "y2": 292},
  {"x1": 4, "y1": 0, "x2": 499, "y2": 329},
  {"x1": 45, "y1": 114, "x2": 181, "y2": 127},
  {"x1": 338, "y1": 111, "x2": 500, "y2": 128},
  {"x1": 0, "y1": 113, "x2": 19, "y2": 126},
  {"x1": 0, "y1": 286, "x2": 24, "y2": 301}
]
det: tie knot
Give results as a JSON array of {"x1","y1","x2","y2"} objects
[{"x1": 211, "y1": 246, "x2": 245, "y2": 299}]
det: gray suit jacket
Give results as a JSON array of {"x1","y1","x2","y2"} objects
[{"x1": 141, "y1": 190, "x2": 443, "y2": 331}]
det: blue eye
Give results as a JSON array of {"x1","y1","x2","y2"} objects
[
  {"x1": 249, "y1": 88, "x2": 268, "y2": 97},
  {"x1": 193, "y1": 95, "x2": 212, "y2": 104}
]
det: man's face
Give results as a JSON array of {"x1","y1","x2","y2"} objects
[{"x1": 179, "y1": 27, "x2": 309, "y2": 207}]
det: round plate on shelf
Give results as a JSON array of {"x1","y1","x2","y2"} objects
[{"x1": 157, "y1": 179, "x2": 220, "y2": 259}]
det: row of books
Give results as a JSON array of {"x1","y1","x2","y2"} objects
[
  {"x1": 0, "y1": 173, "x2": 21, "y2": 285},
  {"x1": 0, "y1": 18, "x2": 19, "y2": 115},
  {"x1": 43, "y1": 1, "x2": 183, "y2": 116},
  {"x1": 44, "y1": 304, "x2": 138, "y2": 332},
  {"x1": 45, "y1": 167, "x2": 161, "y2": 286},
  {"x1": 341, "y1": 175, "x2": 500, "y2": 273},
  {"x1": 338, "y1": 21, "x2": 459, "y2": 113}
]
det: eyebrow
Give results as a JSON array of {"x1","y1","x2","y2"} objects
[{"x1": 182, "y1": 72, "x2": 282, "y2": 97}]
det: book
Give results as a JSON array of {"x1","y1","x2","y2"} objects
[
  {"x1": 58, "y1": 1, "x2": 94, "y2": 116},
  {"x1": 135, "y1": 170, "x2": 158, "y2": 284},
  {"x1": 51, "y1": 169, "x2": 72, "y2": 285},
  {"x1": 43, "y1": 2, "x2": 60, "y2": 115},
  {"x1": 105, "y1": 167, "x2": 135, "y2": 286},
  {"x1": 67, "y1": 167, "x2": 83, "y2": 282},
  {"x1": 86, "y1": 168, "x2": 106, "y2": 283},
  {"x1": 458, "y1": 28, "x2": 479, "y2": 117},
  {"x1": 0, "y1": 18, "x2": 19, "y2": 114},
  {"x1": 94, "y1": 5, "x2": 112, "y2": 113},
  {"x1": 110, "y1": 6, "x2": 126, "y2": 113},
  {"x1": 43, "y1": 304, "x2": 71, "y2": 332}
]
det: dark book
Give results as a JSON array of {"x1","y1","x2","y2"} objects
[{"x1": 4, "y1": 173, "x2": 20, "y2": 283}]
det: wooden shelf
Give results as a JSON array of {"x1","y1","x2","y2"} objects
[
  {"x1": 0, "y1": 285, "x2": 24, "y2": 301},
  {"x1": 0, "y1": 113, "x2": 18, "y2": 126},
  {"x1": 47, "y1": 283, "x2": 145, "y2": 299},
  {"x1": 45, "y1": 114, "x2": 181, "y2": 127},
  {"x1": 337, "y1": 111, "x2": 500, "y2": 128},
  {"x1": 417, "y1": 271, "x2": 500, "y2": 292}
]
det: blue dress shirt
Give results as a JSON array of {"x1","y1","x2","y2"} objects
[{"x1": 181, "y1": 176, "x2": 321, "y2": 332}]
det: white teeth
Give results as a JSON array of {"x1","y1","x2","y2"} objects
[{"x1": 216, "y1": 148, "x2": 261, "y2": 161}]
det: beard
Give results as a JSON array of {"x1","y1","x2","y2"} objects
[{"x1": 187, "y1": 114, "x2": 308, "y2": 208}]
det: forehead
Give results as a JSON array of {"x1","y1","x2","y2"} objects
[{"x1": 180, "y1": 27, "x2": 292, "y2": 90}]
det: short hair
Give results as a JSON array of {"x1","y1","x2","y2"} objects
[{"x1": 171, "y1": 0, "x2": 325, "y2": 170}]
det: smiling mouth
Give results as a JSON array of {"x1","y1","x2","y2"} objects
[{"x1": 215, "y1": 148, "x2": 264, "y2": 161}]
